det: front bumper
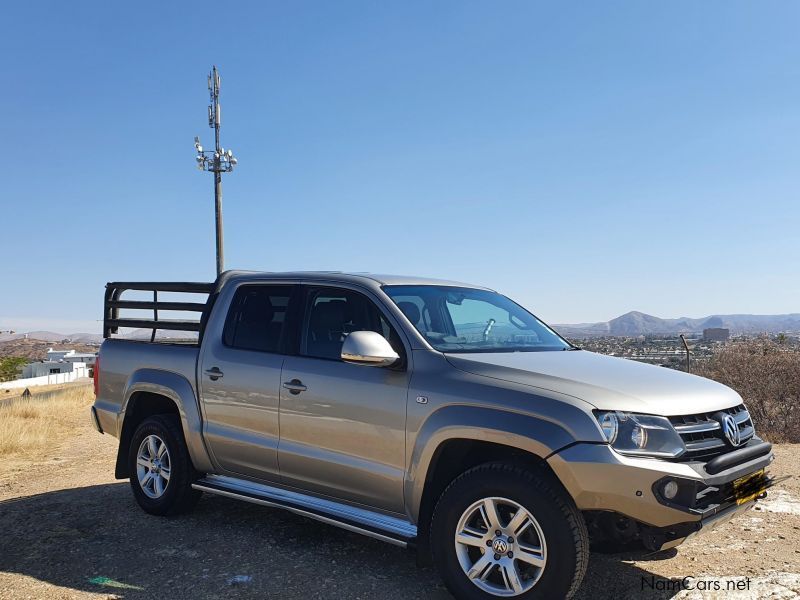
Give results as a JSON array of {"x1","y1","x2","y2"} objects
[
  {"x1": 633, "y1": 495, "x2": 760, "y2": 551},
  {"x1": 547, "y1": 441, "x2": 773, "y2": 530}
]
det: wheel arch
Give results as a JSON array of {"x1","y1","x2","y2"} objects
[
  {"x1": 406, "y1": 405, "x2": 577, "y2": 564},
  {"x1": 115, "y1": 369, "x2": 212, "y2": 478}
]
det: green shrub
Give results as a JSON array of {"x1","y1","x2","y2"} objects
[{"x1": 0, "y1": 357, "x2": 27, "y2": 383}]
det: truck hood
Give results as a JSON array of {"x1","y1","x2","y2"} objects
[{"x1": 444, "y1": 350, "x2": 742, "y2": 416}]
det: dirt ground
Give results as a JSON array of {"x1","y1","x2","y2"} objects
[{"x1": 0, "y1": 401, "x2": 798, "y2": 599}]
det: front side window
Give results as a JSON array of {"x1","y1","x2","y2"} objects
[
  {"x1": 223, "y1": 285, "x2": 293, "y2": 353},
  {"x1": 384, "y1": 285, "x2": 570, "y2": 353},
  {"x1": 302, "y1": 288, "x2": 403, "y2": 361}
]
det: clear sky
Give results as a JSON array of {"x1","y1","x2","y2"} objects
[{"x1": 2, "y1": 1, "x2": 799, "y2": 333}]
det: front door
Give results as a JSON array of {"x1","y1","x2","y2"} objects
[
  {"x1": 198, "y1": 283, "x2": 297, "y2": 481},
  {"x1": 278, "y1": 286, "x2": 410, "y2": 514}
]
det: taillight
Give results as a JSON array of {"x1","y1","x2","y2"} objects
[{"x1": 93, "y1": 356, "x2": 100, "y2": 397}]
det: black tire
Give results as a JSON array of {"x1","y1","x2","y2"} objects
[
  {"x1": 128, "y1": 414, "x2": 202, "y2": 516},
  {"x1": 431, "y1": 462, "x2": 589, "y2": 600}
]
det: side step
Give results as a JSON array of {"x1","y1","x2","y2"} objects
[{"x1": 192, "y1": 475, "x2": 417, "y2": 548}]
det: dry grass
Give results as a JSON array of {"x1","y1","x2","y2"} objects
[
  {"x1": 1, "y1": 381, "x2": 91, "y2": 400},
  {"x1": 0, "y1": 384, "x2": 94, "y2": 458}
]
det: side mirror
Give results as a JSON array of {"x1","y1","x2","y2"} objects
[{"x1": 341, "y1": 331, "x2": 400, "y2": 367}]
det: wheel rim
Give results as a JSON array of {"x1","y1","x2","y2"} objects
[
  {"x1": 136, "y1": 434, "x2": 171, "y2": 499},
  {"x1": 454, "y1": 496, "x2": 547, "y2": 597}
]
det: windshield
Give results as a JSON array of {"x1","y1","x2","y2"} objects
[{"x1": 383, "y1": 285, "x2": 570, "y2": 353}]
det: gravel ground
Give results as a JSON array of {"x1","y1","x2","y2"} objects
[{"x1": 0, "y1": 410, "x2": 798, "y2": 599}]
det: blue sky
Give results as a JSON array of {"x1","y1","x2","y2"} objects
[{"x1": 2, "y1": 1, "x2": 799, "y2": 333}]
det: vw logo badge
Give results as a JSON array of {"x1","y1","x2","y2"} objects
[
  {"x1": 492, "y1": 538, "x2": 509, "y2": 554},
  {"x1": 722, "y1": 414, "x2": 741, "y2": 447}
]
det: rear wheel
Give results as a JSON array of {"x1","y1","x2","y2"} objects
[
  {"x1": 128, "y1": 415, "x2": 201, "y2": 515},
  {"x1": 431, "y1": 462, "x2": 589, "y2": 599}
]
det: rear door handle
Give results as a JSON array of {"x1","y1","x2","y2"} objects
[
  {"x1": 282, "y1": 379, "x2": 307, "y2": 394},
  {"x1": 205, "y1": 367, "x2": 224, "y2": 381}
]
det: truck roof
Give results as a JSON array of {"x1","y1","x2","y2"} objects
[{"x1": 220, "y1": 270, "x2": 494, "y2": 291}]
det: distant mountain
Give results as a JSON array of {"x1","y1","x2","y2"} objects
[
  {"x1": 555, "y1": 312, "x2": 800, "y2": 338},
  {"x1": 0, "y1": 331, "x2": 103, "y2": 344},
  {"x1": 0, "y1": 330, "x2": 192, "y2": 344},
  {"x1": 123, "y1": 329, "x2": 198, "y2": 341},
  {"x1": 6, "y1": 311, "x2": 800, "y2": 344}
]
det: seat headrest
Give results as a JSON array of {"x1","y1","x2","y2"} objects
[
  {"x1": 397, "y1": 301, "x2": 421, "y2": 325},
  {"x1": 311, "y1": 300, "x2": 349, "y2": 329},
  {"x1": 241, "y1": 293, "x2": 274, "y2": 324}
]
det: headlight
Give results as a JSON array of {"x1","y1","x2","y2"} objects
[
  {"x1": 598, "y1": 412, "x2": 619, "y2": 443},
  {"x1": 594, "y1": 411, "x2": 685, "y2": 458}
]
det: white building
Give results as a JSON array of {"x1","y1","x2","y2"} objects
[
  {"x1": 22, "y1": 360, "x2": 89, "y2": 379},
  {"x1": 19, "y1": 348, "x2": 97, "y2": 380},
  {"x1": 46, "y1": 348, "x2": 97, "y2": 366}
]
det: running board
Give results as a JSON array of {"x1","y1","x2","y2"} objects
[{"x1": 192, "y1": 475, "x2": 417, "y2": 548}]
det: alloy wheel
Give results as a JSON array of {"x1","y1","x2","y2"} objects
[
  {"x1": 454, "y1": 496, "x2": 547, "y2": 596},
  {"x1": 136, "y1": 434, "x2": 171, "y2": 499}
]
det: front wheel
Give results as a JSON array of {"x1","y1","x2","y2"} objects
[
  {"x1": 431, "y1": 462, "x2": 589, "y2": 599},
  {"x1": 127, "y1": 414, "x2": 201, "y2": 516}
]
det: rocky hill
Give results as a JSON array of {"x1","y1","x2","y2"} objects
[
  {"x1": 555, "y1": 311, "x2": 800, "y2": 337},
  {"x1": 0, "y1": 338, "x2": 99, "y2": 360},
  {"x1": 5, "y1": 310, "x2": 800, "y2": 347}
]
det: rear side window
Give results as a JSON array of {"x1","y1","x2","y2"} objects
[{"x1": 223, "y1": 285, "x2": 293, "y2": 353}]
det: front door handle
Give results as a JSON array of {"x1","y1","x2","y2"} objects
[
  {"x1": 282, "y1": 379, "x2": 307, "y2": 394},
  {"x1": 205, "y1": 367, "x2": 224, "y2": 381}
]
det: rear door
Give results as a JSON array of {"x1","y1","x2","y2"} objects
[{"x1": 198, "y1": 283, "x2": 298, "y2": 481}]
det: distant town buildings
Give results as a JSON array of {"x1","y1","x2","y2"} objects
[
  {"x1": 22, "y1": 360, "x2": 89, "y2": 379},
  {"x1": 45, "y1": 348, "x2": 97, "y2": 366},
  {"x1": 568, "y1": 334, "x2": 714, "y2": 369},
  {"x1": 1, "y1": 347, "x2": 99, "y2": 390},
  {"x1": 703, "y1": 328, "x2": 730, "y2": 342}
]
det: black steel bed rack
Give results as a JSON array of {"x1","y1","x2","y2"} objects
[{"x1": 103, "y1": 281, "x2": 215, "y2": 341}]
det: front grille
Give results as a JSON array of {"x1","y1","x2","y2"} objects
[{"x1": 669, "y1": 404, "x2": 754, "y2": 461}]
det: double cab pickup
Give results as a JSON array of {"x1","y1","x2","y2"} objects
[{"x1": 92, "y1": 271, "x2": 773, "y2": 599}]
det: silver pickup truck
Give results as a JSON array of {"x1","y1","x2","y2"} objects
[{"x1": 92, "y1": 271, "x2": 773, "y2": 599}]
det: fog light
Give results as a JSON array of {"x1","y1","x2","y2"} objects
[{"x1": 662, "y1": 480, "x2": 679, "y2": 500}]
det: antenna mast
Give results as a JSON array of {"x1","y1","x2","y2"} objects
[{"x1": 195, "y1": 66, "x2": 238, "y2": 276}]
